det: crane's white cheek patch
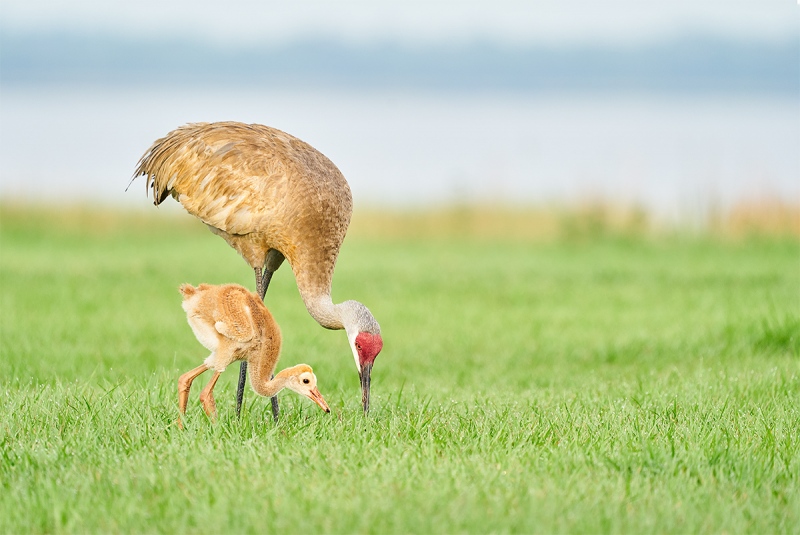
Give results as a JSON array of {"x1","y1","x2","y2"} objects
[{"x1": 347, "y1": 331, "x2": 360, "y2": 371}]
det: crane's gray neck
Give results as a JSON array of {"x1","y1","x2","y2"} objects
[
  {"x1": 303, "y1": 294, "x2": 345, "y2": 330},
  {"x1": 303, "y1": 294, "x2": 380, "y2": 334}
]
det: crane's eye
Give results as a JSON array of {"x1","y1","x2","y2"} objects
[
  {"x1": 355, "y1": 342, "x2": 362, "y2": 351},
  {"x1": 302, "y1": 378, "x2": 310, "y2": 384}
]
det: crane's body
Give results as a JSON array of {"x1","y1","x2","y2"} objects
[
  {"x1": 133, "y1": 122, "x2": 383, "y2": 415},
  {"x1": 136, "y1": 122, "x2": 350, "y2": 317},
  {"x1": 177, "y1": 283, "x2": 329, "y2": 423}
]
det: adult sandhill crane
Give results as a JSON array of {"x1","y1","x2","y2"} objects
[
  {"x1": 177, "y1": 283, "x2": 330, "y2": 426},
  {"x1": 132, "y1": 122, "x2": 383, "y2": 417}
]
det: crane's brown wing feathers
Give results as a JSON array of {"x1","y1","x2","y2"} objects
[
  {"x1": 134, "y1": 122, "x2": 353, "y2": 289},
  {"x1": 133, "y1": 122, "x2": 351, "y2": 236}
]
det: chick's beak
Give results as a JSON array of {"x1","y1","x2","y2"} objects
[
  {"x1": 307, "y1": 387, "x2": 330, "y2": 413},
  {"x1": 360, "y1": 362, "x2": 373, "y2": 415}
]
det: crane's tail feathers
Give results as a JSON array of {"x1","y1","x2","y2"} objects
[
  {"x1": 128, "y1": 147, "x2": 164, "y2": 203},
  {"x1": 124, "y1": 174, "x2": 137, "y2": 193},
  {"x1": 130, "y1": 123, "x2": 211, "y2": 205}
]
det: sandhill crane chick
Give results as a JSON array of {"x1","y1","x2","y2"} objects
[{"x1": 177, "y1": 283, "x2": 330, "y2": 424}]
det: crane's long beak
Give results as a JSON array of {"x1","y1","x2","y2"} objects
[
  {"x1": 360, "y1": 363, "x2": 372, "y2": 414},
  {"x1": 306, "y1": 387, "x2": 330, "y2": 413}
]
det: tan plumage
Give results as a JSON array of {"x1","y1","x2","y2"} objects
[
  {"x1": 135, "y1": 122, "x2": 351, "y2": 310},
  {"x1": 176, "y1": 283, "x2": 330, "y2": 423},
  {"x1": 133, "y1": 122, "x2": 384, "y2": 415}
]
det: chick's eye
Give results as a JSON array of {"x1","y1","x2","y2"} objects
[{"x1": 302, "y1": 378, "x2": 310, "y2": 384}]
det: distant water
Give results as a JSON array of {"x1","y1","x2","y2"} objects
[{"x1": 0, "y1": 86, "x2": 797, "y2": 219}]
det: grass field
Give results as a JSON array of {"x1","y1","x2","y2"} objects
[{"x1": 1, "y1": 204, "x2": 798, "y2": 533}]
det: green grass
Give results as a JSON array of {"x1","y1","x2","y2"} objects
[{"x1": 1, "y1": 205, "x2": 798, "y2": 534}]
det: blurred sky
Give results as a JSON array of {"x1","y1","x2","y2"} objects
[
  {"x1": 1, "y1": 0, "x2": 797, "y2": 212},
  {"x1": 1, "y1": 0, "x2": 796, "y2": 45}
]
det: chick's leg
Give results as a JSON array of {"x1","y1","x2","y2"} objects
[
  {"x1": 177, "y1": 364, "x2": 210, "y2": 429},
  {"x1": 178, "y1": 364, "x2": 209, "y2": 414},
  {"x1": 199, "y1": 371, "x2": 222, "y2": 421}
]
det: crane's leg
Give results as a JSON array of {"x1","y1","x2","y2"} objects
[
  {"x1": 236, "y1": 250, "x2": 285, "y2": 422},
  {"x1": 235, "y1": 359, "x2": 248, "y2": 418},
  {"x1": 199, "y1": 371, "x2": 222, "y2": 422},
  {"x1": 234, "y1": 267, "x2": 261, "y2": 419},
  {"x1": 177, "y1": 363, "x2": 209, "y2": 428}
]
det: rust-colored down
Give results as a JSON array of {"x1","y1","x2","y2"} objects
[{"x1": 177, "y1": 283, "x2": 330, "y2": 426}]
